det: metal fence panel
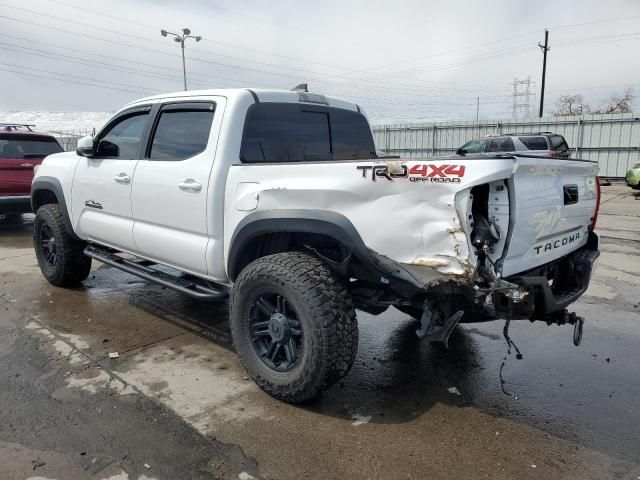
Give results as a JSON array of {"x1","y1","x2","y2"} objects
[{"x1": 372, "y1": 113, "x2": 640, "y2": 177}]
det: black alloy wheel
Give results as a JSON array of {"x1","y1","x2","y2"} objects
[{"x1": 249, "y1": 292, "x2": 303, "y2": 372}]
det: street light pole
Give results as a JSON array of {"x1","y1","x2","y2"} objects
[{"x1": 161, "y1": 27, "x2": 202, "y2": 91}]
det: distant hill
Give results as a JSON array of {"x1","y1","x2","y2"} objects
[{"x1": 0, "y1": 111, "x2": 113, "y2": 134}]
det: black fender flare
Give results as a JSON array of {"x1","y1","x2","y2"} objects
[
  {"x1": 226, "y1": 210, "x2": 422, "y2": 295},
  {"x1": 31, "y1": 176, "x2": 79, "y2": 240},
  {"x1": 227, "y1": 210, "x2": 371, "y2": 281}
]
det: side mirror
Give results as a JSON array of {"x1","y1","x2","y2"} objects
[
  {"x1": 95, "y1": 140, "x2": 119, "y2": 157},
  {"x1": 76, "y1": 136, "x2": 95, "y2": 157},
  {"x1": 456, "y1": 148, "x2": 467, "y2": 156}
]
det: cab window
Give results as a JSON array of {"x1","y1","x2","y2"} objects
[
  {"x1": 96, "y1": 112, "x2": 149, "y2": 158},
  {"x1": 240, "y1": 103, "x2": 375, "y2": 162},
  {"x1": 487, "y1": 137, "x2": 515, "y2": 152},
  {"x1": 149, "y1": 105, "x2": 215, "y2": 161},
  {"x1": 518, "y1": 136, "x2": 548, "y2": 151}
]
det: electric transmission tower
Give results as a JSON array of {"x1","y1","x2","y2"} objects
[{"x1": 511, "y1": 76, "x2": 534, "y2": 119}]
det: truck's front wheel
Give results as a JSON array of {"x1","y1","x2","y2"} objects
[
  {"x1": 34, "y1": 204, "x2": 92, "y2": 286},
  {"x1": 230, "y1": 252, "x2": 358, "y2": 403}
]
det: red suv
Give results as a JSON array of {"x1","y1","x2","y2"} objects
[{"x1": 0, "y1": 124, "x2": 63, "y2": 218}]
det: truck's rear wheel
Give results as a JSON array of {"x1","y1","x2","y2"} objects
[
  {"x1": 230, "y1": 252, "x2": 358, "y2": 403},
  {"x1": 34, "y1": 204, "x2": 91, "y2": 286}
]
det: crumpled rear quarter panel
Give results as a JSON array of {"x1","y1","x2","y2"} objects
[{"x1": 224, "y1": 159, "x2": 516, "y2": 280}]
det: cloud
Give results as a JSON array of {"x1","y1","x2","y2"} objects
[{"x1": 0, "y1": 0, "x2": 638, "y2": 123}]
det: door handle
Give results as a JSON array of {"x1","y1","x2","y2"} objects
[
  {"x1": 114, "y1": 173, "x2": 131, "y2": 184},
  {"x1": 178, "y1": 179, "x2": 202, "y2": 192}
]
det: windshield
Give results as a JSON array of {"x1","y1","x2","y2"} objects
[
  {"x1": 460, "y1": 138, "x2": 488, "y2": 153},
  {"x1": 240, "y1": 103, "x2": 376, "y2": 162},
  {"x1": 0, "y1": 135, "x2": 63, "y2": 158}
]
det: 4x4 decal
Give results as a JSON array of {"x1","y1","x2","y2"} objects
[{"x1": 357, "y1": 164, "x2": 466, "y2": 183}]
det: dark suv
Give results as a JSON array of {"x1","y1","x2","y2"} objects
[
  {"x1": 456, "y1": 132, "x2": 571, "y2": 158},
  {"x1": 0, "y1": 124, "x2": 63, "y2": 219}
]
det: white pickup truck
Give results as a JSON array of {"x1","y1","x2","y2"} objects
[{"x1": 31, "y1": 88, "x2": 601, "y2": 403}]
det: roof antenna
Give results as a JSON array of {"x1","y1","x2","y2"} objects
[{"x1": 291, "y1": 83, "x2": 308, "y2": 92}]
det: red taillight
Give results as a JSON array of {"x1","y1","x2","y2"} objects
[{"x1": 591, "y1": 176, "x2": 601, "y2": 231}]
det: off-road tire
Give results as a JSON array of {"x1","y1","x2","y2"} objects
[
  {"x1": 34, "y1": 204, "x2": 91, "y2": 286},
  {"x1": 230, "y1": 252, "x2": 358, "y2": 403}
]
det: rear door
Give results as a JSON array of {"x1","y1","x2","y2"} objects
[
  {"x1": 0, "y1": 134, "x2": 62, "y2": 195},
  {"x1": 500, "y1": 157, "x2": 599, "y2": 277},
  {"x1": 71, "y1": 106, "x2": 151, "y2": 251},
  {"x1": 131, "y1": 99, "x2": 222, "y2": 275}
]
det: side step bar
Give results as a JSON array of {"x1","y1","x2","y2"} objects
[{"x1": 84, "y1": 245, "x2": 228, "y2": 301}]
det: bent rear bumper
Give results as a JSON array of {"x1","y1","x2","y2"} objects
[
  {"x1": 503, "y1": 232, "x2": 600, "y2": 318},
  {"x1": 0, "y1": 195, "x2": 32, "y2": 214}
]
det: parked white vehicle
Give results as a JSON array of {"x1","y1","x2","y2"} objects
[{"x1": 31, "y1": 88, "x2": 601, "y2": 402}]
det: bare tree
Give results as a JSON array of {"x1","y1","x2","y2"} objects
[
  {"x1": 594, "y1": 88, "x2": 635, "y2": 114},
  {"x1": 553, "y1": 94, "x2": 589, "y2": 116}
]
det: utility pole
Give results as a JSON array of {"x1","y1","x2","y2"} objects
[
  {"x1": 476, "y1": 96, "x2": 479, "y2": 123},
  {"x1": 161, "y1": 27, "x2": 202, "y2": 91},
  {"x1": 538, "y1": 29, "x2": 550, "y2": 118}
]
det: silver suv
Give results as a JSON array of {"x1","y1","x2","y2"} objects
[{"x1": 456, "y1": 132, "x2": 571, "y2": 158}]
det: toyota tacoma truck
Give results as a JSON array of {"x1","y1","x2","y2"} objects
[{"x1": 31, "y1": 88, "x2": 601, "y2": 403}]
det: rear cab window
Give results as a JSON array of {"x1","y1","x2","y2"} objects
[
  {"x1": 240, "y1": 103, "x2": 375, "y2": 162},
  {"x1": 550, "y1": 135, "x2": 569, "y2": 153},
  {"x1": 518, "y1": 136, "x2": 549, "y2": 151},
  {"x1": 0, "y1": 134, "x2": 63, "y2": 158}
]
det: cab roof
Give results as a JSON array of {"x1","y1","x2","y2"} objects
[{"x1": 124, "y1": 88, "x2": 361, "y2": 113}]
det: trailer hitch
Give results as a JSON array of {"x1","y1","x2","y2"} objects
[
  {"x1": 566, "y1": 310, "x2": 585, "y2": 346},
  {"x1": 539, "y1": 309, "x2": 585, "y2": 346}
]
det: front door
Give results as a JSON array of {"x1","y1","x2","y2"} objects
[
  {"x1": 131, "y1": 100, "x2": 220, "y2": 275},
  {"x1": 71, "y1": 107, "x2": 151, "y2": 252}
]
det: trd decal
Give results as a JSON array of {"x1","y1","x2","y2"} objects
[
  {"x1": 357, "y1": 164, "x2": 465, "y2": 183},
  {"x1": 84, "y1": 200, "x2": 103, "y2": 210}
]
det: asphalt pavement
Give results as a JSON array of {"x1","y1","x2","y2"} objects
[{"x1": 0, "y1": 183, "x2": 639, "y2": 480}]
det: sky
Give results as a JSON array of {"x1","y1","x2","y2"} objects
[{"x1": 1, "y1": 0, "x2": 639, "y2": 125}]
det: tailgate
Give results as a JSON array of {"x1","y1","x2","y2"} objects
[
  {"x1": 0, "y1": 157, "x2": 40, "y2": 195},
  {"x1": 500, "y1": 157, "x2": 599, "y2": 277}
]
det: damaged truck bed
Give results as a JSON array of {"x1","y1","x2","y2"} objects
[{"x1": 225, "y1": 153, "x2": 600, "y2": 344}]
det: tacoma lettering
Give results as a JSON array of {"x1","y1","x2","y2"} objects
[{"x1": 533, "y1": 232, "x2": 580, "y2": 255}]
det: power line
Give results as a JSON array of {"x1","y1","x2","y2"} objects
[
  {"x1": 0, "y1": 34, "x2": 282, "y2": 88},
  {"x1": 0, "y1": 66, "x2": 152, "y2": 95},
  {"x1": 0, "y1": 37, "x2": 515, "y2": 106},
  {"x1": 331, "y1": 14, "x2": 640, "y2": 78},
  {"x1": 0, "y1": 62, "x2": 165, "y2": 93},
  {"x1": 0, "y1": 14, "x2": 515, "y2": 98},
  {"x1": 0, "y1": 4, "x2": 530, "y2": 94},
  {"x1": 39, "y1": 0, "x2": 358, "y2": 73}
]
